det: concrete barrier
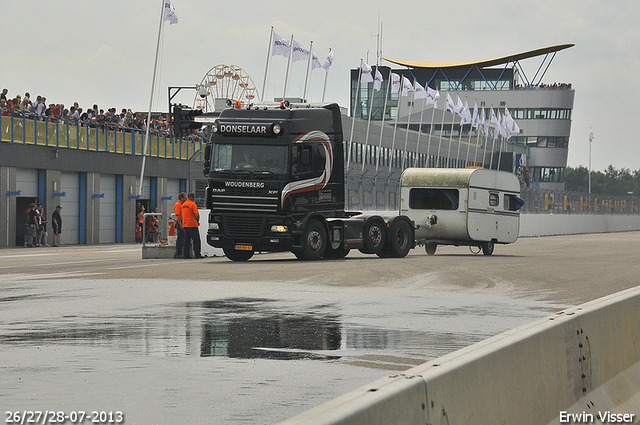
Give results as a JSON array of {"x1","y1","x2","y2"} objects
[
  {"x1": 279, "y1": 286, "x2": 640, "y2": 425},
  {"x1": 520, "y1": 214, "x2": 640, "y2": 237}
]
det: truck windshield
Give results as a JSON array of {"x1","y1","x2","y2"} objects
[{"x1": 211, "y1": 144, "x2": 288, "y2": 175}]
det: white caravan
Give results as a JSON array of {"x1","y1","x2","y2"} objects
[{"x1": 400, "y1": 168, "x2": 522, "y2": 255}]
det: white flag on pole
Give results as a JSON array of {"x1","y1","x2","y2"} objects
[
  {"x1": 454, "y1": 96, "x2": 465, "y2": 115},
  {"x1": 163, "y1": 0, "x2": 178, "y2": 24},
  {"x1": 446, "y1": 93, "x2": 455, "y2": 113},
  {"x1": 490, "y1": 108, "x2": 498, "y2": 128},
  {"x1": 401, "y1": 76, "x2": 414, "y2": 96},
  {"x1": 391, "y1": 73, "x2": 401, "y2": 93},
  {"x1": 272, "y1": 32, "x2": 291, "y2": 57},
  {"x1": 471, "y1": 101, "x2": 480, "y2": 129},
  {"x1": 311, "y1": 50, "x2": 322, "y2": 69},
  {"x1": 460, "y1": 100, "x2": 472, "y2": 124},
  {"x1": 373, "y1": 68, "x2": 383, "y2": 91},
  {"x1": 291, "y1": 39, "x2": 310, "y2": 62},
  {"x1": 361, "y1": 62, "x2": 374, "y2": 83},
  {"x1": 322, "y1": 50, "x2": 334, "y2": 71},
  {"x1": 481, "y1": 107, "x2": 488, "y2": 136},
  {"x1": 427, "y1": 87, "x2": 439, "y2": 107},
  {"x1": 504, "y1": 107, "x2": 520, "y2": 134},
  {"x1": 497, "y1": 111, "x2": 508, "y2": 138},
  {"x1": 413, "y1": 80, "x2": 427, "y2": 99}
]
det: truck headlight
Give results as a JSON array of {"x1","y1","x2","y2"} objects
[
  {"x1": 270, "y1": 225, "x2": 288, "y2": 233},
  {"x1": 209, "y1": 222, "x2": 219, "y2": 230}
]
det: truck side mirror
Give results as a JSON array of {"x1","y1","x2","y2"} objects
[{"x1": 203, "y1": 144, "x2": 211, "y2": 175}]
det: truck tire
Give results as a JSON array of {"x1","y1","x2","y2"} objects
[
  {"x1": 425, "y1": 243, "x2": 437, "y2": 256},
  {"x1": 360, "y1": 217, "x2": 386, "y2": 255},
  {"x1": 223, "y1": 247, "x2": 254, "y2": 261},
  {"x1": 385, "y1": 218, "x2": 413, "y2": 258},
  {"x1": 482, "y1": 242, "x2": 494, "y2": 256},
  {"x1": 297, "y1": 219, "x2": 327, "y2": 261}
]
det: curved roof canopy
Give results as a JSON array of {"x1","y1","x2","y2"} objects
[{"x1": 382, "y1": 44, "x2": 574, "y2": 69}]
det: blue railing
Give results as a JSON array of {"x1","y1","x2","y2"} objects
[{"x1": 0, "y1": 112, "x2": 203, "y2": 161}]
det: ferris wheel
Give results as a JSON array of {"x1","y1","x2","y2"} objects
[{"x1": 193, "y1": 64, "x2": 260, "y2": 112}]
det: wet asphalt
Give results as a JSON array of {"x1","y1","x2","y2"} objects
[{"x1": 1, "y1": 232, "x2": 639, "y2": 424}]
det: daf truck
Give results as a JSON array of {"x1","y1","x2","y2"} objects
[{"x1": 201, "y1": 103, "x2": 415, "y2": 261}]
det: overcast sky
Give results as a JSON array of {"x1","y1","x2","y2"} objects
[{"x1": 3, "y1": 1, "x2": 638, "y2": 171}]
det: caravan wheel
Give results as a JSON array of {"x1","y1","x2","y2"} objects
[{"x1": 482, "y1": 242, "x2": 495, "y2": 256}]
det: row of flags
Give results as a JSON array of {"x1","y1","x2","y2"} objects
[
  {"x1": 272, "y1": 31, "x2": 334, "y2": 72},
  {"x1": 358, "y1": 61, "x2": 521, "y2": 140},
  {"x1": 162, "y1": 3, "x2": 520, "y2": 144}
]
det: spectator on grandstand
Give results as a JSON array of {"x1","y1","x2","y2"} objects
[{"x1": 34, "y1": 96, "x2": 46, "y2": 116}]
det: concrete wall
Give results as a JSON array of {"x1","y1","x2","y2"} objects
[
  {"x1": 280, "y1": 286, "x2": 640, "y2": 425},
  {"x1": 520, "y1": 214, "x2": 640, "y2": 237}
]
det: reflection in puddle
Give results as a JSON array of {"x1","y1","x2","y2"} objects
[
  {"x1": 0, "y1": 296, "x2": 537, "y2": 368},
  {"x1": 197, "y1": 299, "x2": 341, "y2": 360},
  {"x1": 1, "y1": 298, "x2": 349, "y2": 361}
]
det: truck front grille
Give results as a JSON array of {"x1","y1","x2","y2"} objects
[
  {"x1": 223, "y1": 215, "x2": 265, "y2": 239},
  {"x1": 209, "y1": 193, "x2": 278, "y2": 213}
]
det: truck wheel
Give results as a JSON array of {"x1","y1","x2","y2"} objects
[
  {"x1": 223, "y1": 248, "x2": 254, "y2": 261},
  {"x1": 387, "y1": 219, "x2": 412, "y2": 258},
  {"x1": 361, "y1": 218, "x2": 386, "y2": 254},
  {"x1": 482, "y1": 242, "x2": 494, "y2": 256},
  {"x1": 425, "y1": 243, "x2": 437, "y2": 256},
  {"x1": 298, "y1": 219, "x2": 327, "y2": 261}
]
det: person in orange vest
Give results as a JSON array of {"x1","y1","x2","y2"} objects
[
  {"x1": 181, "y1": 193, "x2": 203, "y2": 259},
  {"x1": 173, "y1": 192, "x2": 187, "y2": 259}
]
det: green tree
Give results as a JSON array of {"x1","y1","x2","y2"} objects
[{"x1": 565, "y1": 165, "x2": 640, "y2": 195}]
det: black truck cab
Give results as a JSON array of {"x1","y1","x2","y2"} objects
[{"x1": 203, "y1": 103, "x2": 414, "y2": 261}]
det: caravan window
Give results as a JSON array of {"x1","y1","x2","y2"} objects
[
  {"x1": 409, "y1": 188, "x2": 459, "y2": 210},
  {"x1": 489, "y1": 193, "x2": 499, "y2": 207}
]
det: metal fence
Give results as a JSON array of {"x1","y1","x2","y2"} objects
[
  {"x1": 521, "y1": 186, "x2": 640, "y2": 215},
  {"x1": 0, "y1": 113, "x2": 204, "y2": 161}
]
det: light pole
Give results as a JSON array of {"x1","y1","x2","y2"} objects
[{"x1": 588, "y1": 128, "x2": 594, "y2": 194}]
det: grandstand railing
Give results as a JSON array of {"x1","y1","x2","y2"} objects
[
  {"x1": 0, "y1": 112, "x2": 204, "y2": 161},
  {"x1": 521, "y1": 186, "x2": 640, "y2": 215}
]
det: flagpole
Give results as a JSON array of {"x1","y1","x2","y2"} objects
[
  {"x1": 321, "y1": 48, "x2": 332, "y2": 103},
  {"x1": 400, "y1": 84, "x2": 415, "y2": 170},
  {"x1": 489, "y1": 133, "x2": 496, "y2": 170},
  {"x1": 362, "y1": 66, "x2": 377, "y2": 171},
  {"x1": 473, "y1": 101, "x2": 481, "y2": 166},
  {"x1": 456, "y1": 97, "x2": 467, "y2": 167},
  {"x1": 138, "y1": 0, "x2": 165, "y2": 197},
  {"x1": 282, "y1": 35, "x2": 294, "y2": 101},
  {"x1": 446, "y1": 107, "x2": 458, "y2": 168},
  {"x1": 436, "y1": 100, "x2": 447, "y2": 168},
  {"x1": 302, "y1": 41, "x2": 313, "y2": 103},
  {"x1": 347, "y1": 59, "x2": 363, "y2": 171},
  {"x1": 415, "y1": 85, "x2": 427, "y2": 169},
  {"x1": 375, "y1": 68, "x2": 392, "y2": 172},
  {"x1": 425, "y1": 102, "x2": 437, "y2": 167},
  {"x1": 389, "y1": 75, "x2": 404, "y2": 172},
  {"x1": 589, "y1": 128, "x2": 593, "y2": 194},
  {"x1": 388, "y1": 77, "x2": 402, "y2": 173},
  {"x1": 261, "y1": 26, "x2": 274, "y2": 103}
]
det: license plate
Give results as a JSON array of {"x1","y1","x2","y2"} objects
[{"x1": 235, "y1": 244, "x2": 252, "y2": 251}]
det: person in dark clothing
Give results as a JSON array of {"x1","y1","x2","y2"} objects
[{"x1": 52, "y1": 205, "x2": 62, "y2": 247}]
